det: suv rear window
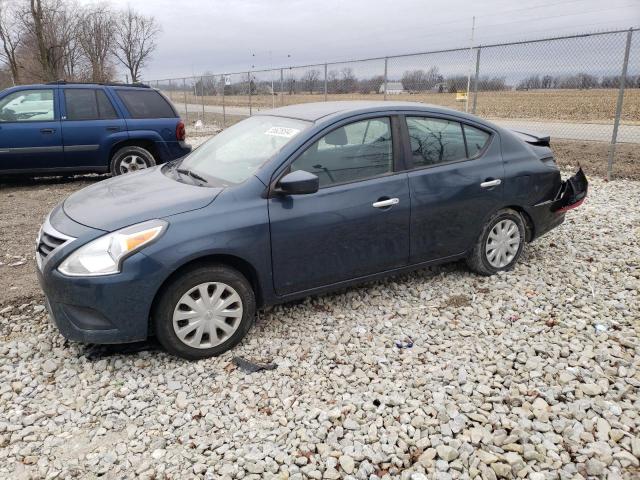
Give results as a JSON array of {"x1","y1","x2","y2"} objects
[{"x1": 116, "y1": 89, "x2": 176, "y2": 119}]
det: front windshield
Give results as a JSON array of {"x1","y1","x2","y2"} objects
[{"x1": 180, "y1": 115, "x2": 310, "y2": 184}]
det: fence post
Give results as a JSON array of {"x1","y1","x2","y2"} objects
[
  {"x1": 183, "y1": 78, "x2": 188, "y2": 123},
  {"x1": 383, "y1": 57, "x2": 388, "y2": 101},
  {"x1": 248, "y1": 71, "x2": 252, "y2": 116},
  {"x1": 324, "y1": 64, "x2": 328, "y2": 101},
  {"x1": 607, "y1": 28, "x2": 633, "y2": 181},
  {"x1": 222, "y1": 76, "x2": 226, "y2": 128},
  {"x1": 200, "y1": 76, "x2": 205, "y2": 123},
  {"x1": 280, "y1": 69, "x2": 284, "y2": 106},
  {"x1": 168, "y1": 79, "x2": 173, "y2": 103},
  {"x1": 472, "y1": 47, "x2": 481, "y2": 114}
]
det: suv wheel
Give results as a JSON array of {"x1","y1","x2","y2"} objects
[
  {"x1": 466, "y1": 208, "x2": 526, "y2": 276},
  {"x1": 152, "y1": 265, "x2": 256, "y2": 360},
  {"x1": 110, "y1": 146, "x2": 156, "y2": 176}
]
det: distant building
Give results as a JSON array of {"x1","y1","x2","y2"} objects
[
  {"x1": 379, "y1": 82, "x2": 405, "y2": 94},
  {"x1": 431, "y1": 82, "x2": 449, "y2": 93}
]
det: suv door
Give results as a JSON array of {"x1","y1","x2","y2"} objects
[
  {"x1": 0, "y1": 88, "x2": 63, "y2": 172},
  {"x1": 269, "y1": 116, "x2": 410, "y2": 296},
  {"x1": 403, "y1": 115, "x2": 504, "y2": 262},
  {"x1": 61, "y1": 88, "x2": 127, "y2": 169}
]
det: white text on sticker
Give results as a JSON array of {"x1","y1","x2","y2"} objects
[{"x1": 264, "y1": 127, "x2": 300, "y2": 138}]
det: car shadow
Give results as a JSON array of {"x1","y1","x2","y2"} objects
[{"x1": 80, "y1": 338, "x2": 162, "y2": 361}]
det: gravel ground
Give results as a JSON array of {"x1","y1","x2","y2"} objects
[{"x1": 0, "y1": 135, "x2": 639, "y2": 479}]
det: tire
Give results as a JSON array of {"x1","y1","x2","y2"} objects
[
  {"x1": 110, "y1": 145, "x2": 156, "y2": 176},
  {"x1": 152, "y1": 265, "x2": 256, "y2": 360},
  {"x1": 466, "y1": 208, "x2": 526, "y2": 276}
]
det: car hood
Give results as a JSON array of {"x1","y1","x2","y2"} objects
[{"x1": 63, "y1": 166, "x2": 222, "y2": 231}]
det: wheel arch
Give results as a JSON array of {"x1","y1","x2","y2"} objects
[
  {"x1": 148, "y1": 253, "x2": 263, "y2": 335},
  {"x1": 109, "y1": 139, "x2": 159, "y2": 165},
  {"x1": 502, "y1": 205, "x2": 535, "y2": 242}
]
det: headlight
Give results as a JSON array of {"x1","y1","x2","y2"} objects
[{"x1": 58, "y1": 219, "x2": 167, "y2": 276}]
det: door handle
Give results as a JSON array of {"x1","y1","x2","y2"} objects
[
  {"x1": 372, "y1": 198, "x2": 399, "y2": 208},
  {"x1": 480, "y1": 179, "x2": 502, "y2": 188},
  {"x1": 106, "y1": 126, "x2": 120, "y2": 131},
  {"x1": 40, "y1": 128, "x2": 55, "y2": 134}
]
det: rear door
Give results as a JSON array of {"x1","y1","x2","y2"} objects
[
  {"x1": 61, "y1": 88, "x2": 127, "y2": 169},
  {"x1": 269, "y1": 116, "x2": 411, "y2": 296},
  {"x1": 404, "y1": 115, "x2": 504, "y2": 262},
  {"x1": 0, "y1": 88, "x2": 63, "y2": 172}
]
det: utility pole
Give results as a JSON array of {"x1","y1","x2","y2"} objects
[
  {"x1": 270, "y1": 50, "x2": 275, "y2": 109},
  {"x1": 465, "y1": 16, "x2": 475, "y2": 113}
]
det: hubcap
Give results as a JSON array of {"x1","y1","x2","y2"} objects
[
  {"x1": 485, "y1": 219, "x2": 521, "y2": 268},
  {"x1": 172, "y1": 282, "x2": 243, "y2": 349},
  {"x1": 119, "y1": 155, "x2": 148, "y2": 174}
]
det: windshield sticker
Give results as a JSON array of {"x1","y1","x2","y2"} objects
[{"x1": 264, "y1": 127, "x2": 300, "y2": 138}]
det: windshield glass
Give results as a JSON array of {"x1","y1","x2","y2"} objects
[{"x1": 179, "y1": 115, "x2": 310, "y2": 184}]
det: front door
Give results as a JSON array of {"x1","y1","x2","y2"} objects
[
  {"x1": 0, "y1": 88, "x2": 63, "y2": 172},
  {"x1": 61, "y1": 88, "x2": 126, "y2": 169},
  {"x1": 404, "y1": 115, "x2": 505, "y2": 262},
  {"x1": 269, "y1": 116, "x2": 411, "y2": 296}
]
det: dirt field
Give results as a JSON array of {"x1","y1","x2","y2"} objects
[
  {"x1": 171, "y1": 89, "x2": 640, "y2": 123},
  {"x1": 1, "y1": 137, "x2": 637, "y2": 311}
]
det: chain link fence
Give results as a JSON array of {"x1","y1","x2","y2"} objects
[{"x1": 149, "y1": 28, "x2": 639, "y2": 178}]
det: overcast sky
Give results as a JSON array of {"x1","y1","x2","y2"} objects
[{"x1": 83, "y1": 0, "x2": 640, "y2": 80}]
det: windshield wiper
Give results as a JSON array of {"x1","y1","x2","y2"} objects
[{"x1": 177, "y1": 168, "x2": 208, "y2": 184}]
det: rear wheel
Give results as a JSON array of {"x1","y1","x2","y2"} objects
[
  {"x1": 152, "y1": 265, "x2": 256, "y2": 360},
  {"x1": 110, "y1": 145, "x2": 156, "y2": 176},
  {"x1": 466, "y1": 208, "x2": 525, "y2": 276}
]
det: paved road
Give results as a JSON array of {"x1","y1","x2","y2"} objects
[{"x1": 177, "y1": 103, "x2": 640, "y2": 143}]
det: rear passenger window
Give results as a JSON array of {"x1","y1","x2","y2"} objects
[
  {"x1": 464, "y1": 124, "x2": 490, "y2": 157},
  {"x1": 65, "y1": 89, "x2": 118, "y2": 121},
  {"x1": 407, "y1": 117, "x2": 466, "y2": 167},
  {"x1": 116, "y1": 90, "x2": 176, "y2": 118},
  {"x1": 65, "y1": 90, "x2": 98, "y2": 120},
  {"x1": 96, "y1": 90, "x2": 118, "y2": 119}
]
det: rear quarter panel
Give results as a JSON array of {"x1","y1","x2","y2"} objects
[{"x1": 500, "y1": 129, "x2": 564, "y2": 240}]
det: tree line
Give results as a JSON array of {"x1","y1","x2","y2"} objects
[
  {"x1": 517, "y1": 73, "x2": 640, "y2": 90},
  {"x1": 0, "y1": 0, "x2": 160, "y2": 88}
]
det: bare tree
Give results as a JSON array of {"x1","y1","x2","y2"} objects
[
  {"x1": 25, "y1": 0, "x2": 79, "y2": 81},
  {"x1": 29, "y1": 0, "x2": 54, "y2": 80},
  {"x1": 301, "y1": 69, "x2": 320, "y2": 94},
  {"x1": 112, "y1": 7, "x2": 159, "y2": 82},
  {"x1": 0, "y1": 0, "x2": 22, "y2": 84},
  {"x1": 78, "y1": 5, "x2": 114, "y2": 82}
]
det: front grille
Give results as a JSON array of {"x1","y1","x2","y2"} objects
[
  {"x1": 37, "y1": 231, "x2": 67, "y2": 258},
  {"x1": 36, "y1": 217, "x2": 75, "y2": 269}
]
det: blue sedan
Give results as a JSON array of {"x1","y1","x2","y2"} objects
[{"x1": 36, "y1": 101, "x2": 587, "y2": 359}]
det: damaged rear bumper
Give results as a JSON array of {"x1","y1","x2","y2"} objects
[
  {"x1": 551, "y1": 167, "x2": 588, "y2": 213},
  {"x1": 528, "y1": 168, "x2": 588, "y2": 241}
]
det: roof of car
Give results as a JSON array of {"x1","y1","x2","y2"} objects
[{"x1": 257, "y1": 101, "x2": 476, "y2": 122}]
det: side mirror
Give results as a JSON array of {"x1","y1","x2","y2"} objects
[{"x1": 277, "y1": 170, "x2": 319, "y2": 195}]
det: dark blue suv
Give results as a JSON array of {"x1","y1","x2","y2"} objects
[{"x1": 0, "y1": 82, "x2": 191, "y2": 176}]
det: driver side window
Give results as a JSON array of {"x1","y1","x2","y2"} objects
[
  {"x1": 0, "y1": 89, "x2": 55, "y2": 122},
  {"x1": 292, "y1": 117, "x2": 393, "y2": 188}
]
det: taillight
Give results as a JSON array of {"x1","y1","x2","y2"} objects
[{"x1": 176, "y1": 121, "x2": 186, "y2": 141}]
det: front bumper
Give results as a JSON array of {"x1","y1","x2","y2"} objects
[{"x1": 37, "y1": 209, "x2": 171, "y2": 344}]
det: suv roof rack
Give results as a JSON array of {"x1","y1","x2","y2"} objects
[{"x1": 46, "y1": 80, "x2": 151, "y2": 88}]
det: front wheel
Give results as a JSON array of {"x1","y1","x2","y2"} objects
[
  {"x1": 152, "y1": 265, "x2": 256, "y2": 360},
  {"x1": 466, "y1": 208, "x2": 526, "y2": 276}
]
